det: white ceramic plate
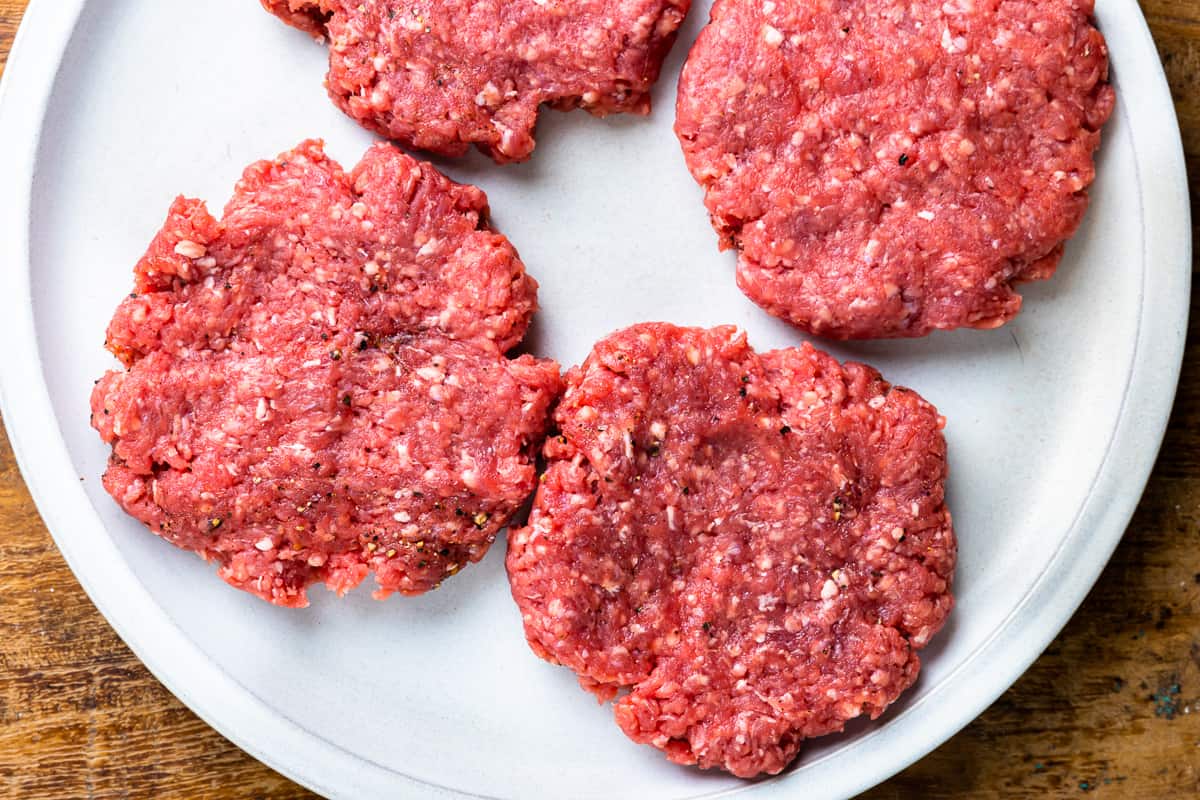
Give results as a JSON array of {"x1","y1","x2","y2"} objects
[{"x1": 0, "y1": 1, "x2": 1189, "y2": 798}]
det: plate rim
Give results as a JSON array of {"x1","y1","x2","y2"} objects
[{"x1": 0, "y1": 1, "x2": 1190, "y2": 798}]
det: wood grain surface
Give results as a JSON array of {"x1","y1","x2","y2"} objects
[{"x1": 1, "y1": 1, "x2": 1198, "y2": 797}]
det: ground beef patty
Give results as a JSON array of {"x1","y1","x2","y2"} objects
[
  {"x1": 92, "y1": 140, "x2": 561, "y2": 607},
  {"x1": 676, "y1": 0, "x2": 1114, "y2": 339},
  {"x1": 507, "y1": 323, "x2": 955, "y2": 776},
  {"x1": 264, "y1": 0, "x2": 691, "y2": 163}
]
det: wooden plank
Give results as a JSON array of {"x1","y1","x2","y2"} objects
[
  {"x1": 0, "y1": 0, "x2": 19, "y2": 79},
  {"x1": 1, "y1": 0, "x2": 1198, "y2": 797}
]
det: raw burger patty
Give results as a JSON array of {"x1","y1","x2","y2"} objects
[
  {"x1": 676, "y1": 0, "x2": 1115, "y2": 338},
  {"x1": 264, "y1": 0, "x2": 691, "y2": 163},
  {"x1": 507, "y1": 323, "x2": 955, "y2": 776},
  {"x1": 92, "y1": 140, "x2": 562, "y2": 607}
]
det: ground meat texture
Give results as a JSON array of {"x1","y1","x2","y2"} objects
[
  {"x1": 507, "y1": 323, "x2": 955, "y2": 776},
  {"x1": 676, "y1": 0, "x2": 1115, "y2": 339},
  {"x1": 92, "y1": 140, "x2": 562, "y2": 607},
  {"x1": 264, "y1": 0, "x2": 691, "y2": 164}
]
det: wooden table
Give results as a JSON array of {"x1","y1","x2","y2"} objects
[{"x1": 1, "y1": 2, "x2": 1198, "y2": 797}]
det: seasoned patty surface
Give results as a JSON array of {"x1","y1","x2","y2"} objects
[
  {"x1": 264, "y1": 0, "x2": 691, "y2": 163},
  {"x1": 92, "y1": 140, "x2": 561, "y2": 607},
  {"x1": 507, "y1": 323, "x2": 955, "y2": 776},
  {"x1": 676, "y1": 0, "x2": 1115, "y2": 338}
]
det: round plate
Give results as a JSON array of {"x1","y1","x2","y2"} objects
[{"x1": 0, "y1": 1, "x2": 1189, "y2": 798}]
